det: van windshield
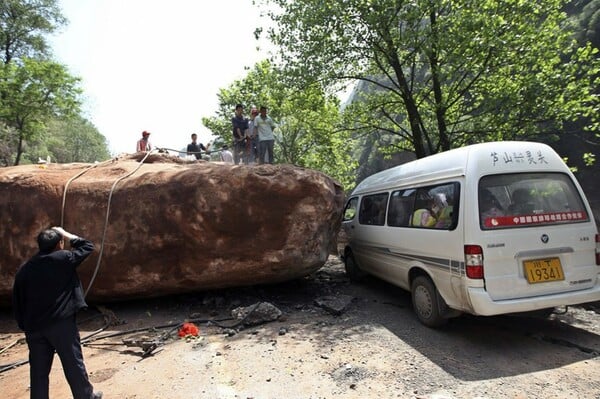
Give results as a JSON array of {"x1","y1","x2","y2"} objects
[{"x1": 479, "y1": 173, "x2": 589, "y2": 230}]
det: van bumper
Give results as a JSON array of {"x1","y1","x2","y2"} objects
[{"x1": 466, "y1": 284, "x2": 600, "y2": 316}]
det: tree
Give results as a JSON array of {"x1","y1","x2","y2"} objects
[
  {"x1": 0, "y1": 0, "x2": 65, "y2": 64},
  {"x1": 203, "y1": 60, "x2": 356, "y2": 187},
  {"x1": 261, "y1": 0, "x2": 600, "y2": 159},
  {"x1": 0, "y1": 0, "x2": 92, "y2": 166},
  {"x1": 0, "y1": 121, "x2": 19, "y2": 166},
  {"x1": 0, "y1": 58, "x2": 82, "y2": 165},
  {"x1": 28, "y1": 116, "x2": 110, "y2": 163},
  {"x1": 571, "y1": 0, "x2": 599, "y2": 50}
]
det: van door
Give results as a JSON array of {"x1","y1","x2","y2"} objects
[
  {"x1": 341, "y1": 197, "x2": 359, "y2": 244},
  {"x1": 476, "y1": 172, "x2": 598, "y2": 301},
  {"x1": 344, "y1": 193, "x2": 389, "y2": 273}
]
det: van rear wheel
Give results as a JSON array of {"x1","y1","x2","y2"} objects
[
  {"x1": 344, "y1": 253, "x2": 366, "y2": 282},
  {"x1": 411, "y1": 276, "x2": 447, "y2": 328}
]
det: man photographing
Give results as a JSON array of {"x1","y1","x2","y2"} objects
[{"x1": 12, "y1": 227, "x2": 102, "y2": 399}]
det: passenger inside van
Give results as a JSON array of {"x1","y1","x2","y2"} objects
[
  {"x1": 434, "y1": 193, "x2": 453, "y2": 228},
  {"x1": 479, "y1": 188, "x2": 504, "y2": 221},
  {"x1": 411, "y1": 193, "x2": 445, "y2": 228},
  {"x1": 508, "y1": 188, "x2": 535, "y2": 215}
]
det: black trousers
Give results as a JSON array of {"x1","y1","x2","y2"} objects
[{"x1": 25, "y1": 316, "x2": 94, "y2": 399}]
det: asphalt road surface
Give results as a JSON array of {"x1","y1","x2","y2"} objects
[{"x1": 1, "y1": 256, "x2": 599, "y2": 398}]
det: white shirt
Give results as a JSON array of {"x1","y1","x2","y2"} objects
[{"x1": 220, "y1": 149, "x2": 234, "y2": 163}]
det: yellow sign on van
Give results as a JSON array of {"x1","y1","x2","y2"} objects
[{"x1": 523, "y1": 258, "x2": 564, "y2": 283}]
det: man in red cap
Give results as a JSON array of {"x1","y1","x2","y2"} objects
[{"x1": 136, "y1": 131, "x2": 152, "y2": 152}]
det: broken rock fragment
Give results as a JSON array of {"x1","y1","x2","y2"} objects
[{"x1": 231, "y1": 302, "x2": 283, "y2": 327}]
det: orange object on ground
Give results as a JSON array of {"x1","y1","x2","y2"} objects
[{"x1": 178, "y1": 322, "x2": 199, "y2": 337}]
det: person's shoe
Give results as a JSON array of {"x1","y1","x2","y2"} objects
[{"x1": 92, "y1": 392, "x2": 103, "y2": 399}]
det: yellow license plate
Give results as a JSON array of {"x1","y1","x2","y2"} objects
[{"x1": 523, "y1": 257, "x2": 564, "y2": 284}]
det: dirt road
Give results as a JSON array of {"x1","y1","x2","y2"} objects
[{"x1": 1, "y1": 256, "x2": 599, "y2": 398}]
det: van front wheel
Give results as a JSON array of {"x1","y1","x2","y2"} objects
[
  {"x1": 344, "y1": 253, "x2": 367, "y2": 282},
  {"x1": 411, "y1": 276, "x2": 447, "y2": 328}
]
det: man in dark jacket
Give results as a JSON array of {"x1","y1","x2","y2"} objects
[
  {"x1": 231, "y1": 104, "x2": 248, "y2": 165},
  {"x1": 186, "y1": 133, "x2": 210, "y2": 160},
  {"x1": 13, "y1": 227, "x2": 102, "y2": 399}
]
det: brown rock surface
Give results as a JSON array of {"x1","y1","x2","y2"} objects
[{"x1": 0, "y1": 154, "x2": 344, "y2": 305}]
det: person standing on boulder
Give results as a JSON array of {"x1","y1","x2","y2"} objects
[
  {"x1": 245, "y1": 106, "x2": 259, "y2": 164},
  {"x1": 255, "y1": 106, "x2": 277, "y2": 164},
  {"x1": 136, "y1": 130, "x2": 152, "y2": 152},
  {"x1": 220, "y1": 145, "x2": 234, "y2": 163},
  {"x1": 12, "y1": 227, "x2": 102, "y2": 399},
  {"x1": 187, "y1": 133, "x2": 210, "y2": 160},
  {"x1": 231, "y1": 104, "x2": 248, "y2": 164}
]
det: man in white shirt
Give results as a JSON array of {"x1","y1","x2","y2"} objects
[
  {"x1": 254, "y1": 106, "x2": 277, "y2": 164},
  {"x1": 220, "y1": 145, "x2": 234, "y2": 163}
]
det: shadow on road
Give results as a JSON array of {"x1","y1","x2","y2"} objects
[{"x1": 1, "y1": 256, "x2": 598, "y2": 383}]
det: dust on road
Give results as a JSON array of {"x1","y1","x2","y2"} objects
[{"x1": 1, "y1": 256, "x2": 599, "y2": 399}]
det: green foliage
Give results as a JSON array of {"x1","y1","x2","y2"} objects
[
  {"x1": 203, "y1": 60, "x2": 288, "y2": 140},
  {"x1": 0, "y1": 121, "x2": 19, "y2": 166},
  {"x1": 562, "y1": 156, "x2": 578, "y2": 172},
  {"x1": 0, "y1": 0, "x2": 66, "y2": 64},
  {"x1": 262, "y1": 0, "x2": 600, "y2": 160},
  {"x1": 571, "y1": 0, "x2": 600, "y2": 49},
  {"x1": 36, "y1": 116, "x2": 110, "y2": 163},
  {"x1": 6, "y1": 114, "x2": 111, "y2": 166},
  {"x1": 0, "y1": 58, "x2": 82, "y2": 164},
  {"x1": 583, "y1": 151, "x2": 596, "y2": 166},
  {"x1": 0, "y1": 0, "x2": 106, "y2": 166},
  {"x1": 203, "y1": 60, "x2": 356, "y2": 188}
]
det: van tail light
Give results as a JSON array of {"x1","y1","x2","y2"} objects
[
  {"x1": 596, "y1": 234, "x2": 600, "y2": 266},
  {"x1": 465, "y1": 245, "x2": 484, "y2": 279}
]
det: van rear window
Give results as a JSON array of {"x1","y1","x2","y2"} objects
[{"x1": 479, "y1": 173, "x2": 589, "y2": 230}]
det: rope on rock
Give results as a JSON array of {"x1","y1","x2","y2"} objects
[
  {"x1": 59, "y1": 151, "x2": 157, "y2": 298},
  {"x1": 60, "y1": 160, "x2": 112, "y2": 227},
  {"x1": 157, "y1": 146, "x2": 223, "y2": 156},
  {"x1": 85, "y1": 149, "x2": 157, "y2": 298}
]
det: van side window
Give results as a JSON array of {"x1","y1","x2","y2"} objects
[
  {"x1": 479, "y1": 172, "x2": 589, "y2": 229},
  {"x1": 408, "y1": 183, "x2": 458, "y2": 230},
  {"x1": 358, "y1": 193, "x2": 388, "y2": 226},
  {"x1": 343, "y1": 197, "x2": 358, "y2": 222},
  {"x1": 387, "y1": 183, "x2": 459, "y2": 230},
  {"x1": 387, "y1": 189, "x2": 415, "y2": 227}
]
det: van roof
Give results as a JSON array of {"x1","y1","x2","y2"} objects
[{"x1": 352, "y1": 141, "x2": 566, "y2": 195}]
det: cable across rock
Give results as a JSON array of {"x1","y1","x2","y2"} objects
[{"x1": 0, "y1": 153, "x2": 344, "y2": 305}]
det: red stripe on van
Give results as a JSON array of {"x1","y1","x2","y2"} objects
[{"x1": 483, "y1": 211, "x2": 588, "y2": 228}]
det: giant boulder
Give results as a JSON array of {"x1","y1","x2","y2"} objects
[{"x1": 0, "y1": 154, "x2": 344, "y2": 305}]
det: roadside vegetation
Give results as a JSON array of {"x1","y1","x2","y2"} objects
[
  {"x1": 1, "y1": 0, "x2": 598, "y2": 191},
  {"x1": 0, "y1": 0, "x2": 109, "y2": 166}
]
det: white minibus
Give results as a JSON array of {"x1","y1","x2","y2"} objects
[{"x1": 341, "y1": 141, "x2": 600, "y2": 327}]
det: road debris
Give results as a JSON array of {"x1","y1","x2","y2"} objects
[
  {"x1": 314, "y1": 295, "x2": 354, "y2": 315},
  {"x1": 231, "y1": 302, "x2": 282, "y2": 327}
]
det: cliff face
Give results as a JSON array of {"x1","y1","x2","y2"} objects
[{"x1": 0, "y1": 154, "x2": 344, "y2": 305}]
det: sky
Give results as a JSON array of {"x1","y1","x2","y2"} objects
[{"x1": 49, "y1": 0, "x2": 274, "y2": 155}]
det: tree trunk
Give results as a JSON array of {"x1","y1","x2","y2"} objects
[{"x1": 14, "y1": 133, "x2": 23, "y2": 166}]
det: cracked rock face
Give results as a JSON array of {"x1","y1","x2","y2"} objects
[{"x1": 0, "y1": 154, "x2": 344, "y2": 305}]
